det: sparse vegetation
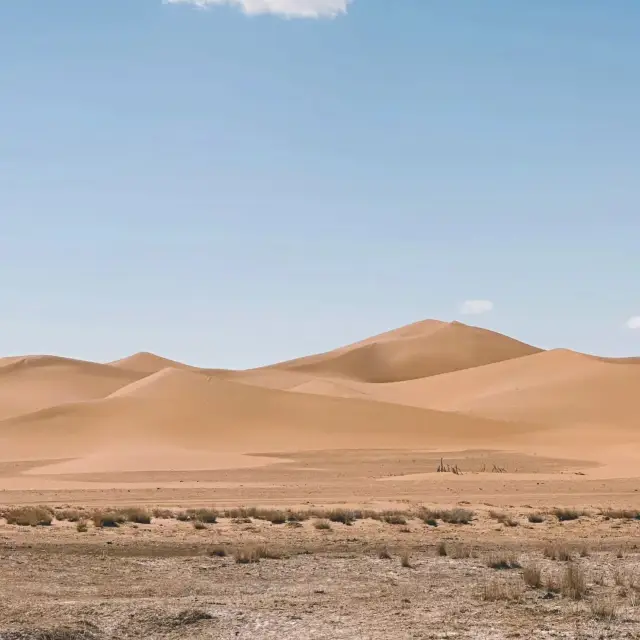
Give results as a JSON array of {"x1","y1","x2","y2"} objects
[
  {"x1": 378, "y1": 546, "x2": 392, "y2": 559},
  {"x1": 486, "y1": 552, "x2": 521, "y2": 570},
  {"x1": 544, "y1": 544, "x2": 573, "y2": 562},
  {"x1": 208, "y1": 545, "x2": 227, "y2": 557},
  {"x1": 192, "y1": 520, "x2": 207, "y2": 530},
  {"x1": 382, "y1": 512, "x2": 407, "y2": 525},
  {"x1": 489, "y1": 511, "x2": 519, "y2": 527},
  {"x1": 92, "y1": 510, "x2": 126, "y2": 528},
  {"x1": 327, "y1": 509, "x2": 355, "y2": 526},
  {"x1": 552, "y1": 508, "x2": 583, "y2": 522},
  {"x1": 561, "y1": 563, "x2": 587, "y2": 600},
  {"x1": 400, "y1": 551, "x2": 412, "y2": 568},
  {"x1": 75, "y1": 520, "x2": 88, "y2": 533},
  {"x1": 233, "y1": 544, "x2": 283, "y2": 564},
  {"x1": 527, "y1": 512, "x2": 545, "y2": 523},
  {"x1": 522, "y1": 564, "x2": 543, "y2": 588},
  {"x1": 437, "y1": 541, "x2": 448, "y2": 557},
  {"x1": 6, "y1": 506, "x2": 53, "y2": 527},
  {"x1": 590, "y1": 597, "x2": 618, "y2": 620},
  {"x1": 482, "y1": 579, "x2": 522, "y2": 601},
  {"x1": 121, "y1": 507, "x2": 152, "y2": 524},
  {"x1": 313, "y1": 519, "x2": 331, "y2": 530}
]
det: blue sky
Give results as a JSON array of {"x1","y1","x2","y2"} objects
[{"x1": 1, "y1": 0, "x2": 638, "y2": 367}]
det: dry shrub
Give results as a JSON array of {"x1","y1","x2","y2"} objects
[
  {"x1": 313, "y1": 519, "x2": 331, "y2": 530},
  {"x1": 327, "y1": 509, "x2": 356, "y2": 526},
  {"x1": 378, "y1": 546, "x2": 392, "y2": 560},
  {"x1": 562, "y1": 563, "x2": 587, "y2": 600},
  {"x1": 187, "y1": 508, "x2": 218, "y2": 524},
  {"x1": 152, "y1": 508, "x2": 174, "y2": 519},
  {"x1": 544, "y1": 544, "x2": 573, "y2": 561},
  {"x1": 527, "y1": 512, "x2": 545, "y2": 523},
  {"x1": 224, "y1": 507, "x2": 259, "y2": 519},
  {"x1": 441, "y1": 508, "x2": 474, "y2": 524},
  {"x1": 482, "y1": 579, "x2": 522, "y2": 602},
  {"x1": 400, "y1": 551, "x2": 412, "y2": 568},
  {"x1": 437, "y1": 541, "x2": 448, "y2": 557},
  {"x1": 6, "y1": 506, "x2": 53, "y2": 526},
  {"x1": 383, "y1": 512, "x2": 408, "y2": 526},
  {"x1": 175, "y1": 511, "x2": 190, "y2": 522},
  {"x1": 449, "y1": 543, "x2": 472, "y2": 559},
  {"x1": 92, "y1": 510, "x2": 126, "y2": 528},
  {"x1": 76, "y1": 520, "x2": 89, "y2": 533},
  {"x1": 489, "y1": 511, "x2": 518, "y2": 527},
  {"x1": 522, "y1": 564, "x2": 543, "y2": 588},
  {"x1": 121, "y1": 507, "x2": 152, "y2": 524},
  {"x1": 234, "y1": 544, "x2": 283, "y2": 564},
  {"x1": 590, "y1": 597, "x2": 618, "y2": 620},
  {"x1": 208, "y1": 545, "x2": 227, "y2": 557},
  {"x1": 602, "y1": 509, "x2": 640, "y2": 520},
  {"x1": 286, "y1": 510, "x2": 309, "y2": 523},
  {"x1": 192, "y1": 520, "x2": 207, "y2": 530},
  {"x1": 486, "y1": 553, "x2": 521, "y2": 570},
  {"x1": 553, "y1": 507, "x2": 583, "y2": 522},
  {"x1": 54, "y1": 508, "x2": 85, "y2": 522}
]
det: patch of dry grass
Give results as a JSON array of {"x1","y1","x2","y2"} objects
[
  {"x1": 561, "y1": 563, "x2": 587, "y2": 600},
  {"x1": 552, "y1": 507, "x2": 584, "y2": 522},
  {"x1": 544, "y1": 544, "x2": 573, "y2": 562},
  {"x1": 590, "y1": 596, "x2": 618, "y2": 620},
  {"x1": 486, "y1": 552, "x2": 521, "y2": 570},
  {"x1": 400, "y1": 551, "x2": 412, "y2": 568},
  {"x1": 489, "y1": 511, "x2": 518, "y2": 527},
  {"x1": 313, "y1": 519, "x2": 331, "y2": 530},
  {"x1": 527, "y1": 512, "x2": 545, "y2": 523},
  {"x1": 233, "y1": 544, "x2": 284, "y2": 564},
  {"x1": 522, "y1": 564, "x2": 543, "y2": 588},
  {"x1": 481, "y1": 579, "x2": 522, "y2": 601},
  {"x1": 92, "y1": 510, "x2": 126, "y2": 528},
  {"x1": 6, "y1": 506, "x2": 53, "y2": 526}
]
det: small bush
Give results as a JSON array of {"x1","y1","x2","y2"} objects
[
  {"x1": 562, "y1": 563, "x2": 587, "y2": 600},
  {"x1": 527, "y1": 513, "x2": 545, "y2": 524},
  {"x1": 122, "y1": 507, "x2": 152, "y2": 524},
  {"x1": 54, "y1": 508, "x2": 84, "y2": 522},
  {"x1": 286, "y1": 510, "x2": 309, "y2": 522},
  {"x1": 482, "y1": 579, "x2": 522, "y2": 602},
  {"x1": 590, "y1": 597, "x2": 617, "y2": 620},
  {"x1": 602, "y1": 509, "x2": 640, "y2": 520},
  {"x1": 400, "y1": 551, "x2": 412, "y2": 568},
  {"x1": 313, "y1": 519, "x2": 331, "y2": 530},
  {"x1": 522, "y1": 564, "x2": 543, "y2": 588},
  {"x1": 234, "y1": 544, "x2": 283, "y2": 564},
  {"x1": 327, "y1": 509, "x2": 355, "y2": 526},
  {"x1": 267, "y1": 511, "x2": 287, "y2": 525},
  {"x1": 193, "y1": 520, "x2": 207, "y2": 530},
  {"x1": 76, "y1": 520, "x2": 89, "y2": 533},
  {"x1": 378, "y1": 546, "x2": 392, "y2": 560},
  {"x1": 152, "y1": 508, "x2": 174, "y2": 519},
  {"x1": 544, "y1": 544, "x2": 573, "y2": 561},
  {"x1": 208, "y1": 545, "x2": 227, "y2": 557},
  {"x1": 6, "y1": 506, "x2": 53, "y2": 527},
  {"x1": 187, "y1": 508, "x2": 218, "y2": 524},
  {"x1": 92, "y1": 511, "x2": 126, "y2": 528},
  {"x1": 489, "y1": 511, "x2": 518, "y2": 527},
  {"x1": 487, "y1": 553, "x2": 521, "y2": 570},
  {"x1": 553, "y1": 508, "x2": 582, "y2": 522},
  {"x1": 424, "y1": 518, "x2": 438, "y2": 527},
  {"x1": 449, "y1": 544, "x2": 472, "y2": 559},
  {"x1": 441, "y1": 508, "x2": 474, "y2": 525},
  {"x1": 176, "y1": 511, "x2": 190, "y2": 522},
  {"x1": 437, "y1": 541, "x2": 448, "y2": 557},
  {"x1": 383, "y1": 513, "x2": 408, "y2": 526}
]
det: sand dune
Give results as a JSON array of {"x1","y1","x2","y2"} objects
[
  {"x1": 358, "y1": 349, "x2": 640, "y2": 429},
  {"x1": 268, "y1": 320, "x2": 542, "y2": 383},
  {"x1": 0, "y1": 355, "x2": 143, "y2": 421},
  {"x1": 0, "y1": 367, "x2": 548, "y2": 468},
  {"x1": 108, "y1": 351, "x2": 195, "y2": 374}
]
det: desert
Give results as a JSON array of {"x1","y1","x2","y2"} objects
[{"x1": 0, "y1": 319, "x2": 639, "y2": 639}]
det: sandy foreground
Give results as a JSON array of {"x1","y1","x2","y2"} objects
[{"x1": 0, "y1": 319, "x2": 639, "y2": 638}]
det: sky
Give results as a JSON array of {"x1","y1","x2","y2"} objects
[{"x1": 1, "y1": 0, "x2": 638, "y2": 367}]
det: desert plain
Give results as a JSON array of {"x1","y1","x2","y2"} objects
[{"x1": 1, "y1": 319, "x2": 639, "y2": 639}]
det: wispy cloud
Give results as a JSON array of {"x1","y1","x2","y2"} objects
[
  {"x1": 163, "y1": 0, "x2": 351, "y2": 19},
  {"x1": 626, "y1": 316, "x2": 640, "y2": 330},
  {"x1": 460, "y1": 300, "x2": 494, "y2": 315}
]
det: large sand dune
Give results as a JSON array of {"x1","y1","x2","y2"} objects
[
  {"x1": 0, "y1": 319, "x2": 639, "y2": 486},
  {"x1": 267, "y1": 320, "x2": 542, "y2": 383}
]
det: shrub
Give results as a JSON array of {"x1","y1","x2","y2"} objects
[
  {"x1": 327, "y1": 509, "x2": 355, "y2": 526},
  {"x1": 6, "y1": 506, "x2": 53, "y2": 526},
  {"x1": 487, "y1": 553, "x2": 521, "y2": 570},
  {"x1": 562, "y1": 563, "x2": 587, "y2": 600},
  {"x1": 522, "y1": 564, "x2": 542, "y2": 588},
  {"x1": 400, "y1": 551, "x2": 412, "y2": 568},
  {"x1": 76, "y1": 520, "x2": 89, "y2": 533},
  {"x1": 267, "y1": 511, "x2": 287, "y2": 525},
  {"x1": 152, "y1": 508, "x2": 174, "y2": 519},
  {"x1": 378, "y1": 546, "x2": 392, "y2": 560},
  {"x1": 193, "y1": 521, "x2": 207, "y2": 530},
  {"x1": 553, "y1": 508, "x2": 582, "y2": 522},
  {"x1": 208, "y1": 545, "x2": 227, "y2": 557},
  {"x1": 122, "y1": 507, "x2": 152, "y2": 524},
  {"x1": 527, "y1": 513, "x2": 545, "y2": 523},
  {"x1": 441, "y1": 509, "x2": 474, "y2": 525},
  {"x1": 383, "y1": 513, "x2": 407, "y2": 526},
  {"x1": 602, "y1": 509, "x2": 640, "y2": 520},
  {"x1": 544, "y1": 544, "x2": 573, "y2": 561},
  {"x1": 489, "y1": 511, "x2": 518, "y2": 527},
  {"x1": 313, "y1": 519, "x2": 331, "y2": 530},
  {"x1": 449, "y1": 544, "x2": 472, "y2": 559},
  {"x1": 187, "y1": 508, "x2": 218, "y2": 524},
  {"x1": 234, "y1": 544, "x2": 282, "y2": 564},
  {"x1": 54, "y1": 508, "x2": 84, "y2": 522},
  {"x1": 92, "y1": 511, "x2": 126, "y2": 528},
  {"x1": 482, "y1": 579, "x2": 522, "y2": 601},
  {"x1": 437, "y1": 541, "x2": 448, "y2": 557},
  {"x1": 590, "y1": 597, "x2": 618, "y2": 620}
]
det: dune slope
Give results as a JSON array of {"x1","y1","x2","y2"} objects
[{"x1": 270, "y1": 320, "x2": 542, "y2": 383}]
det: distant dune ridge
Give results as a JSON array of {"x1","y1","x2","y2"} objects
[{"x1": 0, "y1": 319, "x2": 639, "y2": 479}]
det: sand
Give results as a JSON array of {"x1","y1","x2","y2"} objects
[{"x1": 0, "y1": 319, "x2": 638, "y2": 506}]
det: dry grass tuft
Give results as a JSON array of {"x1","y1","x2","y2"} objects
[
  {"x1": 382, "y1": 512, "x2": 408, "y2": 526},
  {"x1": 400, "y1": 551, "x2": 412, "y2": 568},
  {"x1": 482, "y1": 579, "x2": 522, "y2": 601},
  {"x1": 234, "y1": 544, "x2": 284, "y2": 564},
  {"x1": 92, "y1": 510, "x2": 126, "y2": 528},
  {"x1": 313, "y1": 519, "x2": 332, "y2": 530},
  {"x1": 449, "y1": 543, "x2": 473, "y2": 559},
  {"x1": 192, "y1": 520, "x2": 207, "y2": 530},
  {"x1": 54, "y1": 508, "x2": 85, "y2": 522},
  {"x1": 121, "y1": 507, "x2": 152, "y2": 524},
  {"x1": 327, "y1": 509, "x2": 356, "y2": 526},
  {"x1": 151, "y1": 508, "x2": 174, "y2": 519},
  {"x1": 544, "y1": 544, "x2": 573, "y2": 562},
  {"x1": 5, "y1": 506, "x2": 53, "y2": 527},
  {"x1": 186, "y1": 508, "x2": 218, "y2": 524},
  {"x1": 75, "y1": 520, "x2": 89, "y2": 533},
  {"x1": 378, "y1": 546, "x2": 392, "y2": 560},
  {"x1": 489, "y1": 511, "x2": 518, "y2": 527},
  {"x1": 208, "y1": 545, "x2": 227, "y2": 557},
  {"x1": 602, "y1": 508, "x2": 640, "y2": 520},
  {"x1": 522, "y1": 564, "x2": 543, "y2": 588},
  {"x1": 561, "y1": 563, "x2": 587, "y2": 600},
  {"x1": 590, "y1": 596, "x2": 618, "y2": 620},
  {"x1": 552, "y1": 507, "x2": 584, "y2": 522},
  {"x1": 527, "y1": 512, "x2": 545, "y2": 523},
  {"x1": 486, "y1": 552, "x2": 521, "y2": 570},
  {"x1": 437, "y1": 541, "x2": 448, "y2": 557}
]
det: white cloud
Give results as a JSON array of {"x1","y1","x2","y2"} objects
[
  {"x1": 163, "y1": 0, "x2": 351, "y2": 18},
  {"x1": 460, "y1": 300, "x2": 494, "y2": 315},
  {"x1": 626, "y1": 316, "x2": 640, "y2": 329}
]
